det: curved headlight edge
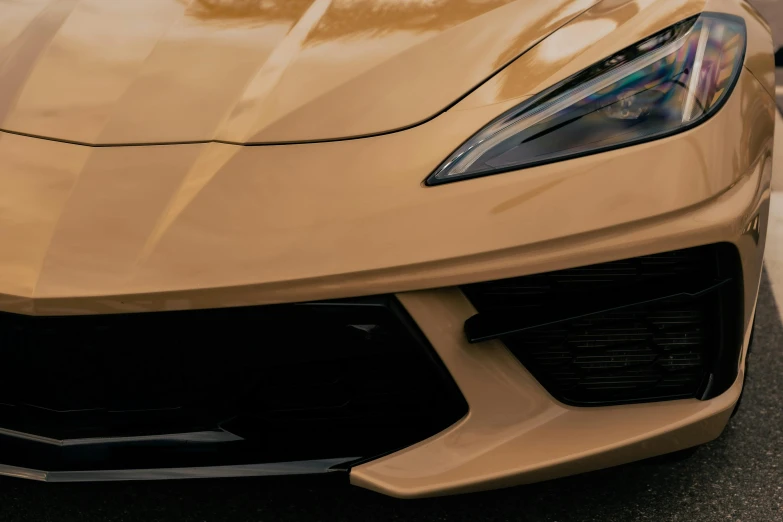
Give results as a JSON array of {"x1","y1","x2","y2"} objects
[{"x1": 427, "y1": 13, "x2": 747, "y2": 185}]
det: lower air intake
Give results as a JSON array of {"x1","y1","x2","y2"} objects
[
  {"x1": 0, "y1": 296, "x2": 467, "y2": 473},
  {"x1": 461, "y1": 243, "x2": 743, "y2": 406}
]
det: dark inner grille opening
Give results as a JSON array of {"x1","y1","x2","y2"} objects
[
  {"x1": 0, "y1": 296, "x2": 467, "y2": 472},
  {"x1": 462, "y1": 243, "x2": 743, "y2": 406}
]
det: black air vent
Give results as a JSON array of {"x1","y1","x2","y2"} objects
[
  {"x1": 0, "y1": 296, "x2": 467, "y2": 472},
  {"x1": 462, "y1": 243, "x2": 743, "y2": 406}
]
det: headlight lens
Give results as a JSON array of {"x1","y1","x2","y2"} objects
[{"x1": 427, "y1": 13, "x2": 746, "y2": 185}]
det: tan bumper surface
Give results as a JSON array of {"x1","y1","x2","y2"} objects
[{"x1": 351, "y1": 79, "x2": 774, "y2": 495}]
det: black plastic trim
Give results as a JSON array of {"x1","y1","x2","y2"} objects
[
  {"x1": 461, "y1": 242, "x2": 745, "y2": 406},
  {"x1": 0, "y1": 295, "x2": 468, "y2": 473},
  {"x1": 465, "y1": 278, "x2": 732, "y2": 344}
]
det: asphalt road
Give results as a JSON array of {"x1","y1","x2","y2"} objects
[{"x1": 0, "y1": 271, "x2": 780, "y2": 521}]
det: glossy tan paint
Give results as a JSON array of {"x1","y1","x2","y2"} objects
[
  {"x1": 0, "y1": 0, "x2": 773, "y2": 498},
  {"x1": 0, "y1": 66, "x2": 771, "y2": 314},
  {"x1": 353, "y1": 299, "x2": 749, "y2": 497},
  {"x1": 353, "y1": 163, "x2": 770, "y2": 496},
  {"x1": 0, "y1": 0, "x2": 770, "y2": 145},
  {"x1": 0, "y1": 0, "x2": 598, "y2": 145}
]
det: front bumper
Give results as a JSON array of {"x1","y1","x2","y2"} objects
[
  {"x1": 351, "y1": 71, "x2": 775, "y2": 496},
  {"x1": 355, "y1": 219, "x2": 761, "y2": 497}
]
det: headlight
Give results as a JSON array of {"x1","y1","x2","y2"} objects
[{"x1": 427, "y1": 13, "x2": 746, "y2": 185}]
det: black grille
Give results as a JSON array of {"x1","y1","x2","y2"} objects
[
  {"x1": 462, "y1": 243, "x2": 743, "y2": 406},
  {"x1": 0, "y1": 296, "x2": 467, "y2": 471}
]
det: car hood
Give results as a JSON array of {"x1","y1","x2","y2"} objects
[{"x1": 0, "y1": 0, "x2": 597, "y2": 145}]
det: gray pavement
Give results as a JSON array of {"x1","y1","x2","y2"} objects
[{"x1": 0, "y1": 271, "x2": 780, "y2": 521}]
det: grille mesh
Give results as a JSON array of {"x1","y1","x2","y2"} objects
[
  {"x1": 462, "y1": 244, "x2": 742, "y2": 405},
  {"x1": 0, "y1": 296, "x2": 467, "y2": 470}
]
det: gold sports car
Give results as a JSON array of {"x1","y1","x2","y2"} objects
[{"x1": 0, "y1": 0, "x2": 774, "y2": 498}]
